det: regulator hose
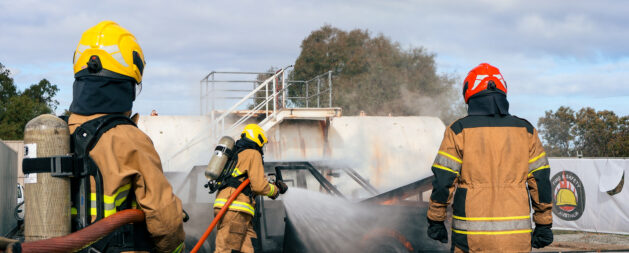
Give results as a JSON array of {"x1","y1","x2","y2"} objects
[
  {"x1": 2, "y1": 209, "x2": 145, "y2": 253},
  {"x1": 13, "y1": 202, "x2": 24, "y2": 222},
  {"x1": 191, "y1": 178, "x2": 250, "y2": 253}
]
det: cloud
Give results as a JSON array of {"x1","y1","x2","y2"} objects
[{"x1": 1, "y1": 0, "x2": 628, "y2": 118}]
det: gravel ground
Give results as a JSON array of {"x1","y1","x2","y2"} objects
[{"x1": 533, "y1": 230, "x2": 629, "y2": 252}]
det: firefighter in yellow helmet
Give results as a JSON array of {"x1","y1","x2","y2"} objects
[
  {"x1": 426, "y1": 63, "x2": 553, "y2": 252},
  {"x1": 213, "y1": 124, "x2": 288, "y2": 253},
  {"x1": 68, "y1": 21, "x2": 185, "y2": 252}
]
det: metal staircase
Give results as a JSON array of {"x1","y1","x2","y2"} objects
[
  {"x1": 208, "y1": 65, "x2": 292, "y2": 138},
  {"x1": 201, "y1": 66, "x2": 339, "y2": 141},
  {"x1": 164, "y1": 67, "x2": 340, "y2": 168}
]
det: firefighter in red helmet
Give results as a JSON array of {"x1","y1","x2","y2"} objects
[{"x1": 426, "y1": 63, "x2": 553, "y2": 252}]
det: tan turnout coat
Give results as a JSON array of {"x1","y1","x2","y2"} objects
[
  {"x1": 213, "y1": 148, "x2": 278, "y2": 253},
  {"x1": 213, "y1": 149, "x2": 277, "y2": 216},
  {"x1": 427, "y1": 115, "x2": 553, "y2": 252},
  {"x1": 69, "y1": 113, "x2": 185, "y2": 253}
]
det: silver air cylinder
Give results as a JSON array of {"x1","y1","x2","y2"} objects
[{"x1": 205, "y1": 136, "x2": 235, "y2": 180}]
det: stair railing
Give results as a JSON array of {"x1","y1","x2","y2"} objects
[{"x1": 211, "y1": 65, "x2": 293, "y2": 140}]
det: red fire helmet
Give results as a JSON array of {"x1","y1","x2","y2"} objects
[{"x1": 463, "y1": 63, "x2": 507, "y2": 103}]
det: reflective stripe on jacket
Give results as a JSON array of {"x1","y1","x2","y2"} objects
[
  {"x1": 427, "y1": 115, "x2": 552, "y2": 252},
  {"x1": 89, "y1": 183, "x2": 131, "y2": 217},
  {"x1": 214, "y1": 149, "x2": 277, "y2": 216},
  {"x1": 452, "y1": 215, "x2": 532, "y2": 234},
  {"x1": 213, "y1": 198, "x2": 256, "y2": 216}
]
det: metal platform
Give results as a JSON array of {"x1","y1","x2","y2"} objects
[
  {"x1": 199, "y1": 67, "x2": 338, "y2": 139},
  {"x1": 258, "y1": 107, "x2": 342, "y2": 131},
  {"x1": 214, "y1": 108, "x2": 342, "y2": 120}
]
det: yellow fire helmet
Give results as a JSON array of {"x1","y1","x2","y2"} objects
[
  {"x1": 556, "y1": 188, "x2": 577, "y2": 206},
  {"x1": 73, "y1": 21, "x2": 145, "y2": 84},
  {"x1": 242, "y1": 124, "x2": 268, "y2": 147}
]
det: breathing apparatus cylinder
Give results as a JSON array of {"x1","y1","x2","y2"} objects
[
  {"x1": 23, "y1": 114, "x2": 72, "y2": 241},
  {"x1": 205, "y1": 136, "x2": 236, "y2": 180}
]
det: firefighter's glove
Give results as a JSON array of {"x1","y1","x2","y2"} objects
[
  {"x1": 531, "y1": 224, "x2": 553, "y2": 248},
  {"x1": 427, "y1": 218, "x2": 448, "y2": 243},
  {"x1": 275, "y1": 180, "x2": 288, "y2": 194}
]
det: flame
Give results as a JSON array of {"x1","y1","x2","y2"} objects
[{"x1": 559, "y1": 171, "x2": 569, "y2": 189}]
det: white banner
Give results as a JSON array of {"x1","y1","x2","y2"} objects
[{"x1": 548, "y1": 158, "x2": 629, "y2": 234}]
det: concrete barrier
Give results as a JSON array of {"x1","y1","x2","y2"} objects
[
  {"x1": 138, "y1": 115, "x2": 445, "y2": 192},
  {"x1": 3, "y1": 141, "x2": 24, "y2": 185},
  {"x1": 137, "y1": 115, "x2": 214, "y2": 173},
  {"x1": 265, "y1": 116, "x2": 445, "y2": 191},
  {"x1": 0, "y1": 141, "x2": 17, "y2": 235},
  {"x1": 136, "y1": 115, "x2": 257, "y2": 172}
]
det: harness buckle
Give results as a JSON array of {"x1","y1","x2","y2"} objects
[
  {"x1": 87, "y1": 247, "x2": 102, "y2": 253},
  {"x1": 22, "y1": 155, "x2": 75, "y2": 177}
]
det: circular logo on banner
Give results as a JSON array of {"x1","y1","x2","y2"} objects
[{"x1": 551, "y1": 171, "x2": 585, "y2": 221}]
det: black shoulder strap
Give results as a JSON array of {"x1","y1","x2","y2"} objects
[
  {"x1": 72, "y1": 114, "x2": 137, "y2": 229},
  {"x1": 69, "y1": 115, "x2": 153, "y2": 252},
  {"x1": 216, "y1": 148, "x2": 258, "y2": 199},
  {"x1": 73, "y1": 114, "x2": 137, "y2": 157}
]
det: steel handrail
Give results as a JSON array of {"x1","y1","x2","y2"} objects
[
  {"x1": 212, "y1": 66, "x2": 291, "y2": 126},
  {"x1": 212, "y1": 65, "x2": 293, "y2": 139},
  {"x1": 172, "y1": 67, "x2": 293, "y2": 165},
  {"x1": 227, "y1": 73, "x2": 304, "y2": 132},
  {"x1": 201, "y1": 71, "x2": 275, "y2": 82}
]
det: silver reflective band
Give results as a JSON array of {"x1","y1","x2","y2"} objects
[
  {"x1": 77, "y1": 44, "x2": 91, "y2": 53},
  {"x1": 75, "y1": 45, "x2": 92, "y2": 65},
  {"x1": 529, "y1": 156, "x2": 549, "y2": 173},
  {"x1": 100, "y1": 45, "x2": 120, "y2": 54},
  {"x1": 104, "y1": 189, "x2": 129, "y2": 210},
  {"x1": 111, "y1": 52, "x2": 129, "y2": 67},
  {"x1": 434, "y1": 154, "x2": 462, "y2": 173},
  {"x1": 214, "y1": 199, "x2": 255, "y2": 215},
  {"x1": 453, "y1": 219, "x2": 532, "y2": 231}
]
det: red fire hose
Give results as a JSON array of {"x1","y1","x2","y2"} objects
[
  {"x1": 191, "y1": 178, "x2": 250, "y2": 253},
  {"x1": 2, "y1": 209, "x2": 145, "y2": 253}
]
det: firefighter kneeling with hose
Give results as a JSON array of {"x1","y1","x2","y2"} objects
[{"x1": 202, "y1": 124, "x2": 288, "y2": 253}]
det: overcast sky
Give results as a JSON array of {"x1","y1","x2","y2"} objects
[{"x1": 1, "y1": 0, "x2": 628, "y2": 126}]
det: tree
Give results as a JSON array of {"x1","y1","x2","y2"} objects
[
  {"x1": 572, "y1": 108, "x2": 620, "y2": 157},
  {"x1": 22, "y1": 79, "x2": 59, "y2": 111},
  {"x1": 609, "y1": 116, "x2": 629, "y2": 156},
  {"x1": 538, "y1": 106, "x2": 629, "y2": 157},
  {"x1": 0, "y1": 62, "x2": 59, "y2": 140},
  {"x1": 0, "y1": 63, "x2": 17, "y2": 104},
  {"x1": 290, "y1": 25, "x2": 464, "y2": 124},
  {"x1": 252, "y1": 67, "x2": 278, "y2": 110},
  {"x1": 537, "y1": 106, "x2": 575, "y2": 156}
]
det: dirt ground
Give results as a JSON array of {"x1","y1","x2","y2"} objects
[{"x1": 532, "y1": 230, "x2": 629, "y2": 252}]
